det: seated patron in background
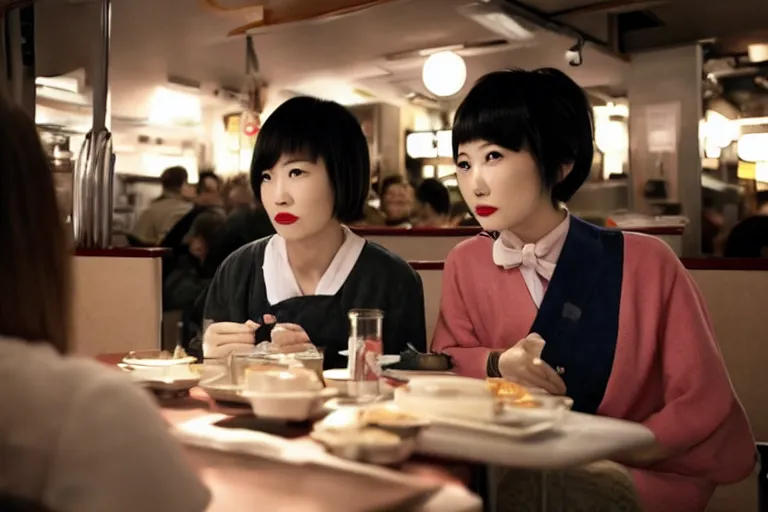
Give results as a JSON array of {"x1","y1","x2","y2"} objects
[
  {"x1": 164, "y1": 211, "x2": 227, "y2": 312},
  {"x1": 160, "y1": 170, "x2": 226, "y2": 277},
  {"x1": 379, "y1": 175, "x2": 413, "y2": 227},
  {"x1": 431, "y1": 68, "x2": 755, "y2": 512},
  {"x1": 201, "y1": 96, "x2": 426, "y2": 368},
  {"x1": 413, "y1": 178, "x2": 451, "y2": 228},
  {"x1": 222, "y1": 173, "x2": 255, "y2": 214},
  {"x1": 130, "y1": 166, "x2": 193, "y2": 245},
  {"x1": 724, "y1": 190, "x2": 768, "y2": 258},
  {"x1": 0, "y1": 98, "x2": 209, "y2": 512}
]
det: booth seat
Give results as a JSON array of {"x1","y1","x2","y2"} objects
[
  {"x1": 71, "y1": 248, "x2": 166, "y2": 356},
  {"x1": 353, "y1": 226, "x2": 685, "y2": 262}
]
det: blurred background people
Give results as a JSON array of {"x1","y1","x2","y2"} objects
[
  {"x1": 379, "y1": 175, "x2": 413, "y2": 227},
  {"x1": 413, "y1": 178, "x2": 451, "y2": 227},
  {"x1": 129, "y1": 165, "x2": 192, "y2": 245}
]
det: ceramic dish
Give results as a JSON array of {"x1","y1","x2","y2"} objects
[
  {"x1": 119, "y1": 363, "x2": 200, "y2": 392},
  {"x1": 199, "y1": 382, "x2": 249, "y2": 404},
  {"x1": 122, "y1": 350, "x2": 197, "y2": 367},
  {"x1": 241, "y1": 387, "x2": 339, "y2": 421}
]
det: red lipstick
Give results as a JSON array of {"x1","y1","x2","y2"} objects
[
  {"x1": 274, "y1": 212, "x2": 299, "y2": 225},
  {"x1": 475, "y1": 205, "x2": 498, "y2": 217}
]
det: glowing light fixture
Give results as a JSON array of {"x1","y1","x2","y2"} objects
[
  {"x1": 148, "y1": 87, "x2": 202, "y2": 126},
  {"x1": 757, "y1": 162, "x2": 768, "y2": 183},
  {"x1": 595, "y1": 120, "x2": 628, "y2": 154},
  {"x1": 737, "y1": 133, "x2": 768, "y2": 163},
  {"x1": 422, "y1": 51, "x2": 467, "y2": 97}
]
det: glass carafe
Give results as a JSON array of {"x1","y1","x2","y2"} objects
[{"x1": 347, "y1": 308, "x2": 384, "y2": 397}]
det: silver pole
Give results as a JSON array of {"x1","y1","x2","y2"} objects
[
  {"x1": 77, "y1": 0, "x2": 112, "y2": 248},
  {"x1": 92, "y1": 0, "x2": 110, "y2": 133}
]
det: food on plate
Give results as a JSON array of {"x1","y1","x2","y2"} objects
[
  {"x1": 358, "y1": 407, "x2": 419, "y2": 426},
  {"x1": 384, "y1": 346, "x2": 453, "y2": 371},
  {"x1": 314, "y1": 426, "x2": 401, "y2": 448},
  {"x1": 357, "y1": 407, "x2": 422, "y2": 427},
  {"x1": 486, "y1": 378, "x2": 542, "y2": 408},
  {"x1": 352, "y1": 427, "x2": 402, "y2": 447}
]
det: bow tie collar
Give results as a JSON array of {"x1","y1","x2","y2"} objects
[
  {"x1": 493, "y1": 236, "x2": 557, "y2": 281},
  {"x1": 491, "y1": 216, "x2": 570, "y2": 282}
]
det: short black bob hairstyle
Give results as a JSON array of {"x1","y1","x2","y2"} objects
[
  {"x1": 250, "y1": 96, "x2": 370, "y2": 223},
  {"x1": 452, "y1": 68, "x2": 594, "y2": 203}
]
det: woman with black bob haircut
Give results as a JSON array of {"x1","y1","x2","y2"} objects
[
  {"x1": 432, "y1": 69, "x2": 754, "y2": 511},
  {"x1": 202, "y1": 96, "x2": 426, "y2": 368}
]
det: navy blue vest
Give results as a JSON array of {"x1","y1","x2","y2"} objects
[{"x1": 486, "y1": 216, "x2": 624, "y2": 415}]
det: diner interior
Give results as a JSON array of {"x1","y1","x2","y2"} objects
[{"x1": 3, "y1": 0, "x2": 768, "y2": 510}]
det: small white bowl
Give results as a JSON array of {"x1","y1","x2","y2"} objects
[
  {"x1": 242, "y1": 387, "x2": 338, "y2": 421},
  {"x1": 323, "y1": 368, "x2": 352, "y2": 395}
]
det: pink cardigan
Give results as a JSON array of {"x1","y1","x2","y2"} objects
[{"x1": 432, "y1": 232, "x2": 755, "y2": 511}]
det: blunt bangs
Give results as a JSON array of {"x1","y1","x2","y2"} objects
[
  {"x1": 451, "y1": 75, "x2": 529, "y2": 160},
  {"x1": 451, "y1": 68, "x2": 594, "y2": 203},
  {"x1": 250, "y1": 96, "x2": 370, "y2": 223},
  {"x1": 251, "y1": 105, "x2": 324, "y2": 176}
]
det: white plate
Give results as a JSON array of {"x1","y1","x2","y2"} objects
[
  {"x1": 199, "y1": 382, "x2": 249, "y2": 404},
  {"x1": 405, "y1": 375, "x2": 491, "y2": 398},
  {"x1": 119, "y1": 363, "x2": 201, "y2": 392},
  {"x1": 393, "y1": 386, "x2": 566, "y2": 438},
  {"x1": 337, "y1": 351, "x2": 401, "y2": 367},
  {"x1": 122, "y1": 356, "x2": 197, "y2": 367}
]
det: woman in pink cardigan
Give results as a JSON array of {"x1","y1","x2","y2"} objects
[{"x1": 431, "y1": 68, "x2": 755, "y2": 511}]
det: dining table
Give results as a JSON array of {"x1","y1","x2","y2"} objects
[
  {"x1": 98, "y1": 353, "x2": 657, "y2": 512},
  {"x1": 97, "y1": 353, "x2": 485, "y2": 512}
]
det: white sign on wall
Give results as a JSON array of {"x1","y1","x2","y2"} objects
[{"x1": 645, "y1": 102, "x2": 680, "y2": 153}]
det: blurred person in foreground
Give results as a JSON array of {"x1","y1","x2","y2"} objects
[{"x1": 0, "y1": 98, "x2": 209, "y2": 512}]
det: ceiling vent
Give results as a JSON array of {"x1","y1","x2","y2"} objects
[{"x1": 617, "y1": 10, "x2": 664, "y2": 33}]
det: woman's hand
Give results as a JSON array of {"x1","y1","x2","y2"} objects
[
  {"x1": 270, "y1": 323, "x2": 313, "y2": 354},
  {"x1": 202, "y1": 315, "x2": 276, "y2": 358},
  {"x1": 498, "y1": 333, "x2": 567, "y2": 395}
]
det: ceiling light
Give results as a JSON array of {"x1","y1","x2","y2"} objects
[
  {"x1": 458, "y1": 2, "x2": 535, "y2": 42},
  {"x1": 748, "y1": 44, "x2": 768, "y2": 63},
  {"x1": 737, "y1": 133, "x2": 768, "y2": 163},
  {"x1": 422, "y1": 51, "x2": 467, "y2": 97}
]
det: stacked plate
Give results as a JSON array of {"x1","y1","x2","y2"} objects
[{"x1": 119, "y1": 350, "x2": 200, "y2": 392}]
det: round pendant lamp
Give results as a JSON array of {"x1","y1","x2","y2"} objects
[{"x1": 422, "y1": 51, "x2": 467, "y2": 97}]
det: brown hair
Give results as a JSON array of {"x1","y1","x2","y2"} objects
[
  {"x1": 0, "y1": 98, "x2": 71, "y2": 353},
  {"x1": 160, "y1": 166, "x2": 188, "y2": 192}
]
